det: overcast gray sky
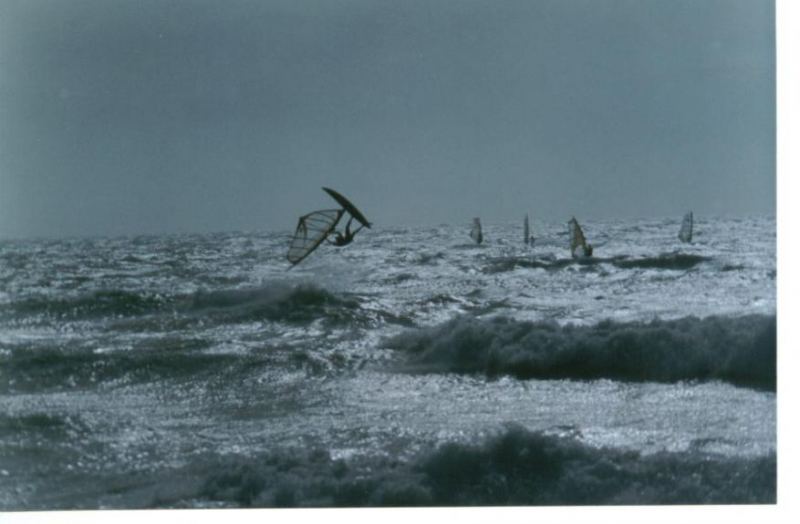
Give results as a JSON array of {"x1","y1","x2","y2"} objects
[{"x1": 0, "y1": 0, "x2": 774, "y2": 238}]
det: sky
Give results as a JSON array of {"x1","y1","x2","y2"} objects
[{"x1": 0, "y1": 0, "x2": 775, "y2": 238}]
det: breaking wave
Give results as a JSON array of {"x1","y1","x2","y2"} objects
[
  {"x1": 185, "y1": 283, "x2": 360, "y2": 325},
  {"x1": 112, "y1": 425, "x2": 775, "y2": 509},
  {"x1": 385, "y1": 314, "x2": 776, "y2": 390}
]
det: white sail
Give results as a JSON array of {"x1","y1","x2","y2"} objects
[
  {"x1": 287, "y1": 209, "x2": 343, "y2": 266},
  {"x1": 678, "y1": 211, "x2": 693, "y2": 243},
  {"x1": 470, "y1": 217, "x2": 483, "y2": 244},
  {"x1": 524, "y1": 214, "x2": 530, "y2": 245}
]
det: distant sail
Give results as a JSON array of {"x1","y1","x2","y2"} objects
[
  {"x1": 287, "y1": 209, "x2": 343, "y2": 266},
  {"x1": 470, "y1": 217, "x2": 483, "y2": 244},
  {"x1": 568, "y1": 217, "x2": 591, "y2": 258},
  {"x1": 678, "y1": 211, "x2": 693, "y2": 243},
  {"x1": 524, "y1": 214, "x2": 530, "y2": 245}
]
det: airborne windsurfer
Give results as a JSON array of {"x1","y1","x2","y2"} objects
[{"x1": 287, "y1": 188, "x2": 371, "y2": 267}]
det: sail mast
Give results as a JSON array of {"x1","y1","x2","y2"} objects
[{"x1": 524, "y1": 214, "x2": 530, "y2": 245}]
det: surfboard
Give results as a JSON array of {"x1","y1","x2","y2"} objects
[{"x1": 322, "y1": 187, "x2": 372, "y2": 229}]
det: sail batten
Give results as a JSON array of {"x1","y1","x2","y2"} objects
[{"x1": 287, "y1": 209, "x2": 343, "y2": 266}]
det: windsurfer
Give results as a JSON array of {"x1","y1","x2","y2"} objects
[
  {"x1": 287, "y1": 187, "x2": 371, "y2": 267},
  {"x1": 328, "y1": 216, "x2": 363, "y2": 247}
]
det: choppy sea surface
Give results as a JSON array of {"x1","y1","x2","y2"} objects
[{"x1": 0, "y1": 216, "x2": 776, "y2": 509}]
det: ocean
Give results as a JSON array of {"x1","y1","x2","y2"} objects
[{"x1": 0, "y1": 215, "x2": 776, "y2": 509}]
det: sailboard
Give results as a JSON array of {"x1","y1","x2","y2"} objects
[
  {"x1": 287, "y1": 188, "x2": 372, "y2": 267},
  {"x1": 568, "y1": 217, "x2": 590, "y2": 258},
  {"x1": 524, "y1": 214, "x2": 531, "y2": 245},
  {"x1": 678, "y1": 211, "x2": 693, "y2": 243},
  {"x1": 470, "y1": 217, "x2": 483, "y2": 244}
]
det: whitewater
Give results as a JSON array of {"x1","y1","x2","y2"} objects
[{"x1": 0, "y1": 215, "x2": 776, "y2": 508}]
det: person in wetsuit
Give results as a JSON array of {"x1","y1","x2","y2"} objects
[{"x1": 328, "y1": 216, "x2": 362, "y2": 247}]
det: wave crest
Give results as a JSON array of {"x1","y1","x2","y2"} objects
[
  {"x1": 186, "y1": 283, "x2": 359, "y2": 324},
  {"x1": 385, "y1": 314, "x2": 776, "y2": 390},
  {"x1": 1, "y1": 283, "x2": 366, "y2": 327},
  {"x1": 142, "y1": 425, "x2": 774, "y2": 508}
]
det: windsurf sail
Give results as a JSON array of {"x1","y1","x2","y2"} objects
[
  {"x1": 568, "y1": 217, "x2": 589, "y2": 258},
  {"x1": 470, "y1": 217, "x2": 483, "y2": 244},
  {"x1": 524, "y1": 214, "x2": 531, "y2": 245},
  {"x1": 287, "y1": 209, "x2": 343, "y2": 266},
  {"x1": 678, "y1": 211, "x2": 693, "y2": 243}
]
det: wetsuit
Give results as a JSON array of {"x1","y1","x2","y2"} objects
[{"x1": 330, "y1": 217, "x2": 357, "y2": 246}]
